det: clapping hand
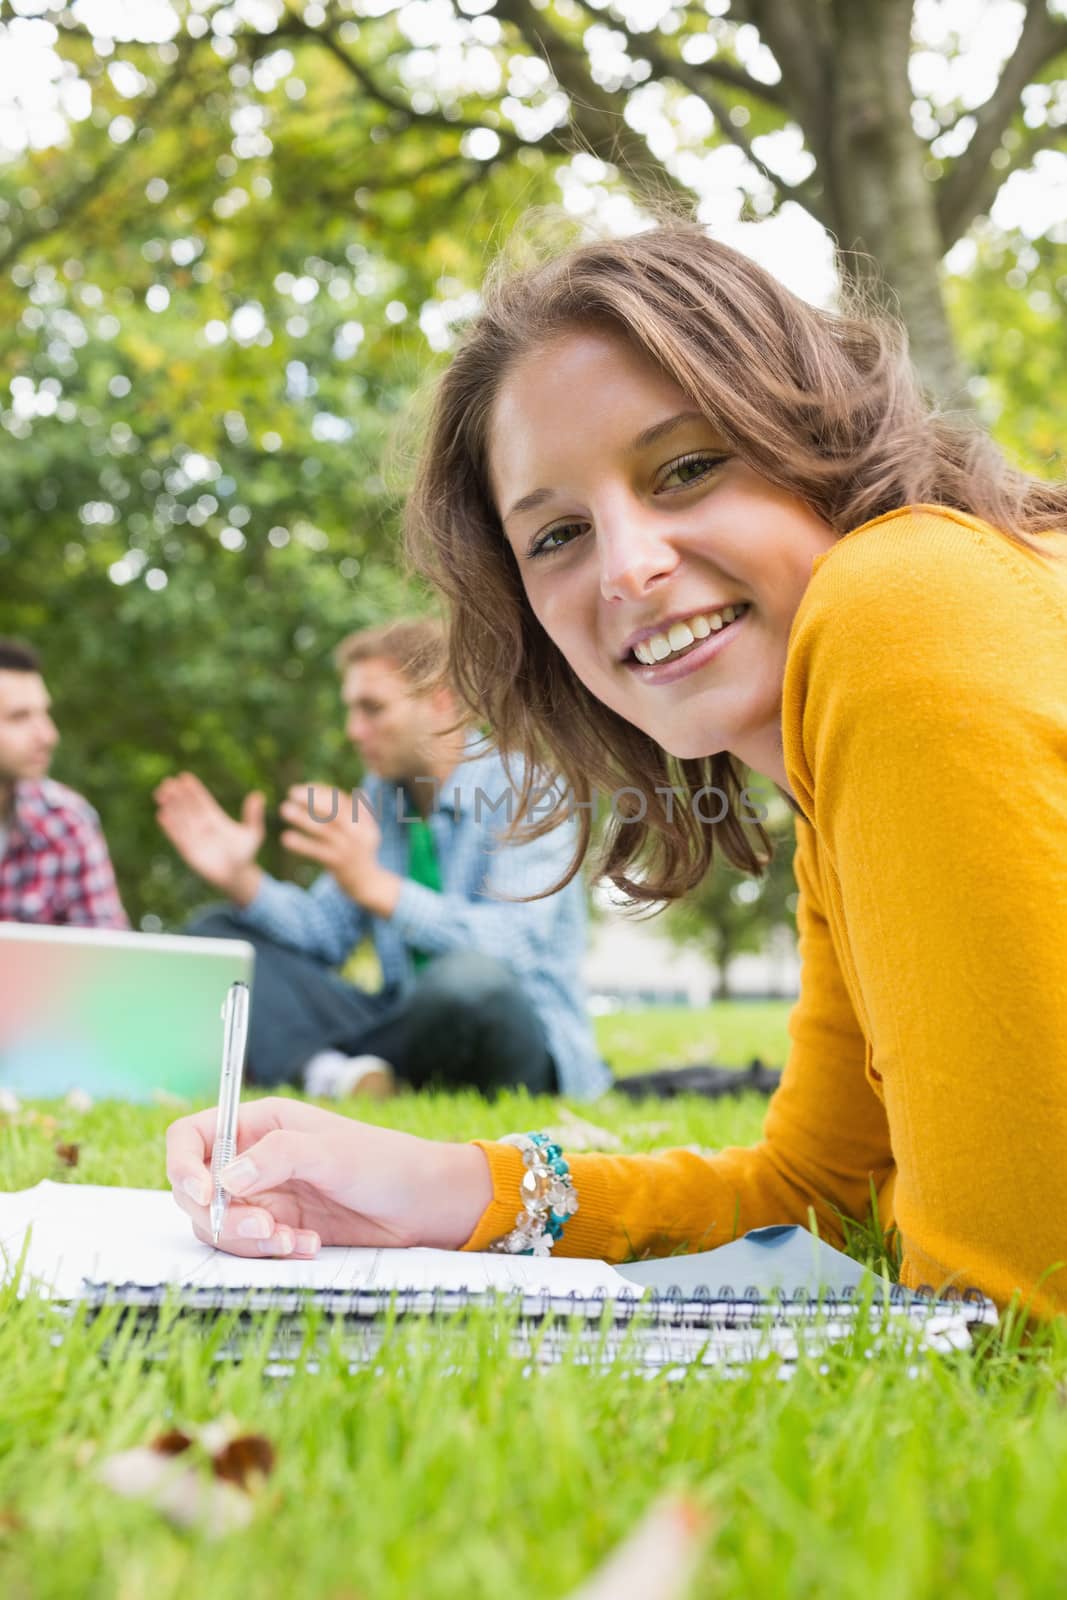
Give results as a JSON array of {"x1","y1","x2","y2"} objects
[{"x1": 154, "y1": 772, "x2": 265, "y2": 904}]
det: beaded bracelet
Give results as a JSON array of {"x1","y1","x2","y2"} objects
[{"x1": 487, "y1": 1131, "x2": 579, "y2": 1256}]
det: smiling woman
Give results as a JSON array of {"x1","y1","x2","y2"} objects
[{"x1": 166, "y1": 219, "x2": 1067, "y2": 1319}]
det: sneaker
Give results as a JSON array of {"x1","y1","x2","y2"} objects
[{"x1": 304, "y1": 1050, "x2": 397, "y2": 1101}]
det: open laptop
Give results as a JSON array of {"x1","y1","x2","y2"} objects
[{"x1": 0, "y1": 923, "x2": 254, "y2": 1102}]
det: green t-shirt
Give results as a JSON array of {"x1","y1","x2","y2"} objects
[{"x1": 406, "y1": 815, "x2": 442, "y2": 970}]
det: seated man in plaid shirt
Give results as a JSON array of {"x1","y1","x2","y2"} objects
[
  {"x1": 155, "y1": 618, "x2": 609, "y2": 1101},
  {"x1": 0, "y1": 639, "x2": 128, "y2": 929}
]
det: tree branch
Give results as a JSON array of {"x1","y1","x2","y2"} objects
[
  {"x1": 569, "y1": 0, "x2": 828, "y2": 223},
  {"x1": 572, "y1": 0, "x2": 788, "y2": 109},
  {"x1": 352, "y1": 132, "x2": 523, "y2": 192},
  {"x1": 491, "y1": 0, "x2": 693, "y2": 205},
  {"x1": 279, "y1": 5, "x2": 507, "y2": 139},
  {"x1": 935, "y1": 0, "x2": 1067, "y2": 247},
  {"x1": 727, "y1": 0, "x2": 832, "y2": 155}
]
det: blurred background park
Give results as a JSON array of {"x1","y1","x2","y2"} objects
[{"x1": 1, "y1": 0, "x2": 1064, "y2": 1010}]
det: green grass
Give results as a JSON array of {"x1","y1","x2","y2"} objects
[
  {"x1": 2, "y1": 1003, "x2": 1066, "y2": 1600},
  {"x1": 597, "y1": 999, "x2": 793, "y2": 1076}
]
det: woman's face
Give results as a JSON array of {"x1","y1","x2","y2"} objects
[{"x1": 488, "y1": 327, "x2": 839, "y2": 781}]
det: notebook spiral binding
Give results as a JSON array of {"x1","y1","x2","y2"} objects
[{"x1": 79, "y1": 1278, "x2": 997, "y2": 1327}]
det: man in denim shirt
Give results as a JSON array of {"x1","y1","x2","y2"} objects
[{"x1": 156, "y1": 619, "x2": 609, "y2": 1101}]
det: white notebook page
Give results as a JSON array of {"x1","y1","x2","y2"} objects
[{"x1": 0, "y1": 1180, "x2": 631, "y2": 1301}]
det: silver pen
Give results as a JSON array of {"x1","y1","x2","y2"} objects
[{"x1": 210, "y1": 980, "x2": 250, "y2": 1246}]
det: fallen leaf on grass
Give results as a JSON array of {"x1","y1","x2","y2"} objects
[
  {"x1": 567, "y1": 1496, "x2": 711, "y2": 1600},
  {"x1": 542, "y1": 1109, "x2": 623, "y2": 1152},
  {"x1": 97, "y1": 1448, "x2": 253, "y2": 1535},
  {"x1": 97, "y1": 1419, "x2": 276, "y2": 1535},
  {"x1": 213, "y1": 1434, "x2": 276, "y2": 1490},
  {"x1": 54, "y1": 1142, "x2": 80, "y2": 1167},
  {"x1": 152, "y1": 1429, "x2": 194, "y2": 1456}
]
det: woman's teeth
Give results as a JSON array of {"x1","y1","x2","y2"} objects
[{"x1": 632, "y1": 604, "x2": 749, "y2": 666}]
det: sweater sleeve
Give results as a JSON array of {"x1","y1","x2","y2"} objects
[
  {"x1": 462, "y1": 817, "x2": 894, "y2": 1260},
  {"x1": 781, "y1": 508, "x2": 1067, "y2": 1313}
]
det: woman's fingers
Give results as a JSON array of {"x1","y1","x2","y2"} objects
[
  {"x1": 165, "y1": 1099, "x2": 298, "y2": 1200},
  {"x1": 165, "y1": 1101, "x2": 357, "y2": 1255},
  {"x1": 190, "y1": 1217, "x2": 322, "y2": 1258},
  {"x1": 165, "y1": 1109, "x2": 215, "y2": 1198},
  {"x1": 170, "y1": 1182, "x2": 321, "y2": 1257},
  {"x1": 218, "y1": 1128, "x2": 356, "y2": 1201}
]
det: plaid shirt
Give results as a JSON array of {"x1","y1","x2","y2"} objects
[
  {"x1": 0, "y1": 779, "x2": 128, "y2": 929},
  {"x1": 236, "y1": 737, "x2": 611, "y2": 1101}
]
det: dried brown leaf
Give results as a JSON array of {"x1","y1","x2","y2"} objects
[
  {"x1": 151, "y1": 1429, "x2": 194, "y2": 1456},
  {"x1": 54, "y1": 1142, "x2": 80, "y2": 1167},
  {"x1": 212, "y1": 1434, "x2": 276, "y2": 1490}
]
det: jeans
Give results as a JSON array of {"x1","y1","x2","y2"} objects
[{"x1": 187, "y1": 909, "x2": 558, "y2": 1095}]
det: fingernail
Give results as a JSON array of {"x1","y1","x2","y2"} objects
[
  {"x1": 294, "y1": 1230, "x2": 320, "y2": 1254},
  {"x1": 183, "y1": 1176, "x2": 209, "y2": 1205},
  {"x1": 237, "y1": 1214, "x2": 272, "y2": 1240},
  {"x1": 258, "y1": 1228, "x2": 293, "y2": 1256},
  {"x1": 220, "y1": 1156, "x2": 256, "y2": 1194}
]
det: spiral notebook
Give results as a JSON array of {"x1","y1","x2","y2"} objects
[{"x1": 0, "y1": 1181, "x2": 996, "y2": 1371}]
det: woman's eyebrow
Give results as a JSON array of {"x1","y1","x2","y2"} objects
[
  {"x1": 502, "y1": 409, "x2": 710, "y2": 524},
  {"x1": 631, "y1": 409, "x2": 708, "y2": 451}
]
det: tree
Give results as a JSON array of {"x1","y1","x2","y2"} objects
[
  {"x1": 0, "y1": 136, "x2": 426, "y2": 926},
  {"x1": 2, "y1": 2, "x2": 1064, "y2": 931},
  {"x1": 2, "y1": 2, "x2": 1065, "y2": 399},
  {"x1": 664, "y1": 785, "x2": 798, "y2": 997}
]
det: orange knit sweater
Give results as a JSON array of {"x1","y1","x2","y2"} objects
[{"x1": 463, "y1": 507, "x2": 1067, "y2": 1317}]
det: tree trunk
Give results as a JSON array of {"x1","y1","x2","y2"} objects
[
  {"x1": 824, "y1": 0, "x2": 968, "y2": 402},
  {"x1": 711, "y1": 930, "x2": 733, "y2": 1001}
]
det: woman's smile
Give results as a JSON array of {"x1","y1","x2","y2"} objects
[{"x1": 623, "y1": 601, "x2": 752, "y2": 681}]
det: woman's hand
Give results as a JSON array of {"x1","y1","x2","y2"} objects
[{"x1": 166, "y1": 1097, "x2": 493, "y2": 1258}]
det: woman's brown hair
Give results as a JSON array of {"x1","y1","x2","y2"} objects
[{"x1": 404, "y1": 216, "x2": 1067, "y2": 904}]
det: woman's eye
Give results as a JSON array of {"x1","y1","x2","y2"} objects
[
  {"x1": 529, "y1": 522, "x2": 585, "y2": 559},
  {"x1": 660, "y1": 451, "x2": 729, "y2": 490},
  {"x1": 526, "y1": 452, "x2": 728, "y2": 559}
]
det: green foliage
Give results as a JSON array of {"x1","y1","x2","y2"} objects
[
  {"x1": 2, "y1": 1275, "x2": 1066, "y2": 1600},
  {"x1": 596, "y1": 998, "x2": 793, "y2": 1077},
  {"x1": 947, "y1": 226, "x2": 1067, "y2": 478},
  {"x1": 1, "y1": 7, "x2": 1064, "y2": 932},
  {"x1": 3, "y1": 1056, "x2": 1067, "y2": 1600},
  {"x1": 664, "y1": 785, "x2": 798, "y2": 993},
  {"x1": 0, "y1": 92, "x2": 431, "y2": 925}
]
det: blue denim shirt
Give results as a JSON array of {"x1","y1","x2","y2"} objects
[{"x1": 236, "y1": 736, "x2": 611, "y2": 1100}]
